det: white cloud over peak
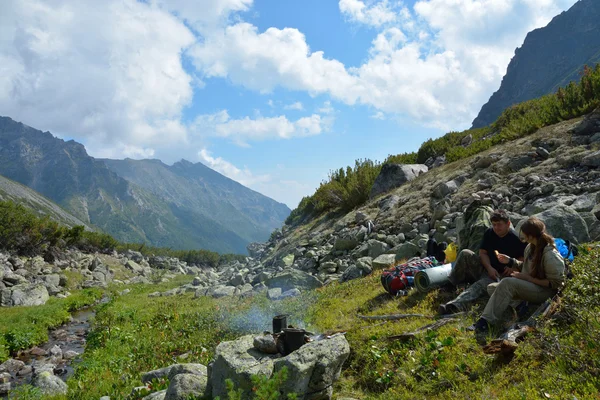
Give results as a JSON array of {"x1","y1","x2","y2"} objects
[
  {"x1": 0, "y1": 0, "x2": 195, "y2": 156},
  {"x1": 198, "y1": 147, "x2": 270, "y2": 186},
  {"x1": 192, "y1": 110, "x2": 331, "y2": 146},
  {"x1": 339, "y1": 0, "x2": 398, "y2": 27},
  {"x1": 189, "y1": 0, "x2": 577, "y2": 128}
]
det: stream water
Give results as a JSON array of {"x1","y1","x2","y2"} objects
[{"x1": 3, "y1": 308, "x2": 95, "y2": 396}]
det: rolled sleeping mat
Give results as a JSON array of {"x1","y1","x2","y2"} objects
[{"x1": 414, "y1": 263, "x2": 453, "y2": 293}]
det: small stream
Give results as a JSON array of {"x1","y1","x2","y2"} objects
[{"x1": 2, "y1": 308, "x2": 95, "y2": 396}]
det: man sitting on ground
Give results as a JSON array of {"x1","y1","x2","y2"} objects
[{"x1": 438, "y1": 209, "x2": 527, "y2": 315}]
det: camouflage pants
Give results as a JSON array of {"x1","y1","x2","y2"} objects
[{"x1": 446, "y1": 249, "x2": 496, "y2": 310}]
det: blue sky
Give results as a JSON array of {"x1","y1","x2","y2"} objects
[{"x1": 0, "y1": 0, "x2": 578, "y2": 208}]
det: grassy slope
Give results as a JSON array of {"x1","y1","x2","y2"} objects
[{"x1": 6, "y1": 246, "x2": 599, "y2": 399}]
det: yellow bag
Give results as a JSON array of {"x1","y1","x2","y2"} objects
[{"x1": 444, "y1": 243, "x2": 457, "y2": 263}]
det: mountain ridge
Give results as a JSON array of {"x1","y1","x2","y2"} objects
[
  {"x1": 0, "y1": 116, "x2": 290, "y2": 253},
  {"x1": 472, "y1": 0, "x2": 600, "y2": 128}
]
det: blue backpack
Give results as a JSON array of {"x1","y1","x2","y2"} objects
[{"x1": 554, "y1": 238, "x2": 577, "y2": 262}]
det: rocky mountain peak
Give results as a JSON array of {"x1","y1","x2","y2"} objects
[{"x1": 472, "y1": 0, "x2": 600, "y2": 128}]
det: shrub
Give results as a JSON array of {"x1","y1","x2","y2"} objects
[{"x1": 287, "y1": 63, "x2": 600, "y2": 225}]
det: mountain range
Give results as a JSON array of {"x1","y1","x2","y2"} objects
[
  {"x1": 0, "y1": 116, "x2": 290, "y2": 254},
  {"x1": 472, "y1": 0, "x2": 600, "y2": 128}
]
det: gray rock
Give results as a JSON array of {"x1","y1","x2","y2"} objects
[
  {"x1": 523, "y1": 205, "x2": 591, "y2": 244},
  {"x1": 279, "y1": 288, "x2": 301, "y2": 299},
  {"x1": 593, "y1": 203, "x2": 600, "y2": 220},
  {"x1": 253, "y1": 334, "x2": 278, "y2": 354},
  {"x1": 211, "y1": 335, "x2": 277, "y2": 399},
  {"x1": 2, "y1": 272, "x2": 28, "y2": 285},
  {"x1": 372, "y1": 254, "x2": 396, "y2": 269},
  {"x1": 272, "y1": 334, "x2": 350, "y2": 400},
  {"x1": 571, "y1": 193, "x2": 598, "y2": 212},
  {"x1": 32, "y1": 370, "x2": 68, "y2": 396},
  {"x1": 355, "y1": 257, "x2": 373, "y2": 273},
  {"x1": 49, "y1": 345, "x2": 62, "y2": 359},
  {"x1": 164, "y1": 373, "x2": 208, "y2": 400},
  {"x1": 1, "y1": 283, "x2": 49, "y2": 307},
  {"x1": 536, "y1": 147, "x2": 550, "y2": 159},
  {"x1": 339, "y1": 266, "x2": 364, "y2": 283},
  {"x1": 571, "y1": 108, "x2": 600, "y2": 135},
  {"x1": 142, "y1": 365, "x2": 174, "y2": 384},
  {"x1": 461, "y1": 133, "x2": 473, "y2": 146},
  {"x1": 210, "y1": 286, "x2": 237, "y2": 298},
  {"x1": 370, "y1": 164, "x2": 428, "y2": 198},
  {"x1": 474, "y1": 155, "x2": 498, "y2": 169},
  {"x1": 391, "y1": 243, "x2": 421, "y2": 261},
  {"x1": 0, "y1": 382, "x2": 11, "y2": 396},
  {"x1": 367, "y1": 240, "x2": 389, "y2": 259},
  {"x1": 0, "y1": 359, "x2": 25, "y2": 373},
  {"x1": 590, "y1": 132, "x2": 600, "y2": 143},
  {"x1": 167, "y1": 364, "x2": 208, "y2": 381},
  {"x1": 266, "y1": 270, "x2": 323, "y2": 292},
  {"x1": 267, "y1": 288, "x2": 282, "y2": 300},
  {"x1": 192, "y1": 277, "x2": 203, "y2": 286},
  {"x1": 432, "y1": 180, "x2": 458, "y2": 199},
  {"x1": 63, "y1": 350, "x2": 79, "y2": 360},
  {"x1": 143, "y1": 390, "x2": 166, "y2": 400},
  {"x1": 355, "y1": 211, "x2": 368, "y2": 224},
  {"x1": 211, "y1": 334, "x2": 349, "y2": 400},
  {"x1": 125, "y1": 260, "x2": 144, "y2": 274},
  {"x1": 508, "y1": 155, "x2": 536, "y2": 171},
  {"x1": 582, "y1": 150, "x2": 600, "y2": 167},
  {"x1": 378, "y1": 195, "x2": 401, "y2": 212},
  {"x1": 278, "y1": 254, "x2": 295, "y2": 268}
]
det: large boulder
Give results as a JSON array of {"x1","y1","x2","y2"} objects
[
  {"x1": 272, "y1": 335, "x2": 350, "y2": 400},
  {"x1": 32, "y1": 370, "x2": 67, "y2": 396},
  {"x1": 367, "y1": 240, "x2": 390, "y2": 259},
  {"x1": 1, "y1": 284, "x2": 49, "y2": 307},
  {"x1": 458, "y1": 202, "x2": 493, "y2": 252},
  {"x1": 211, "y1": 334, "x2": 350, "y2": 400},
  {"x1": 333, "y1": 226, "x2": 368, "y2": 251},
  {"x1": 266, "y1": 270, "x2": 323, "y2": 292},
  {"x1": 372, "y1": 254, "x2": 396, "y2": 269},
  {"x1": 432, "y1": 180, "x2": 459, "y2": 199},
  {"x1": 521, "y1": 205, "x2": 591, "y2": 244},
  {"x1": 125, "y1": 260, "x2": 144, "y2": 274},
  {"x1": 370, "y1": 164, "x2": 428, "y2": 198},
  {"x1": 581, "y1": 150, "x2": 600, "y2": 167},
  {"x1": 391, "y1": 243, "x2": 421, "y2": 261},
  {"x1": 164, "y1": 373, "x2": 208, "y2": 400},
  {"x1": 211, "y1": 335, "x2": 277, "y2": 399}
]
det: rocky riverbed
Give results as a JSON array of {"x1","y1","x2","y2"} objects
[{"x1": 1, "y1": 308, "x2": 93, "y2": 397}]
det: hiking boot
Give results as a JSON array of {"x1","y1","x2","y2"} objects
[
  {"x1": 438, "y1": 303, "x2": 461, "y2": 315},
  {"x1": 515, "y1": 301, "x2": 529, "y2": 320},
  {"x1": 467, "y1": 318, "x2": 489, "y2": 333}
]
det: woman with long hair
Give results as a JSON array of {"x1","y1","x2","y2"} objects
[{"x1": 468, "y1": 217, "x2": 565, "y2": 332}]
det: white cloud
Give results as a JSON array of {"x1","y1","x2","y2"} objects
[
  {"x1": 152, "y1": 0, "x2": 253, "y2": 34},
  {"x1": 339, "y1": 0, "x2": 398, "y2": 27},
  {"x1": 284, "y1": 101, "x2": 304, "y2": 110},
  {"x1": 198, "y1": 147, "x2": 270, "y2": 186},
  {"x1": 189, "y1": 0, "x2": 578, "y2": 129},
  {"x1": 192, "y1": 110, "x2": 330, "y2": 145},
  {"x1": 371, "y1": 111, "x2": 385, "y2": 120},
  {"x1": 318, "y1": 101, "x2": 335, "y2": 114},
  {"x1": 0, "y1": 0, "x2": 195, "y2": 156}
]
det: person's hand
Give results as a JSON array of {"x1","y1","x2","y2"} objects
[
  {"x1": 497, "y1": 253, "x2": 511, "y2": 265},
  {"x1": 502, "y1": 267, "x2": 516, "y2": 277},
  {"x1": 511, "y1": 271, "x2": 531, "y2": 281},
  {"x1": 486, "y1": 267, "x2": 500, "y2": 281}
]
